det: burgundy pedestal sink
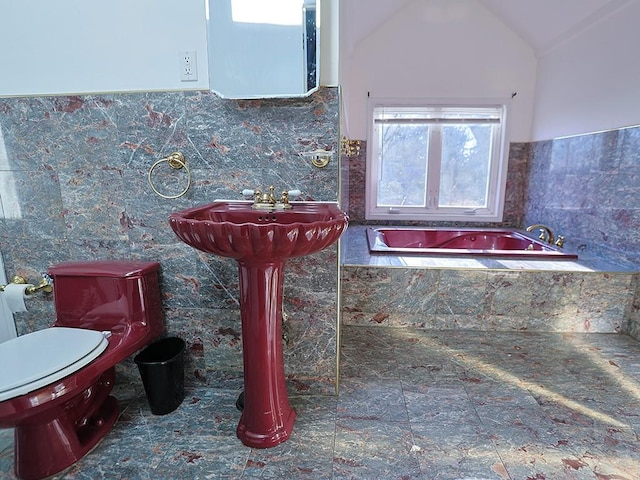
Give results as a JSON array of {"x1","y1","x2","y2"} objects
[{"x1": 168, "y1": 200, "x2": 348, "y2": 448}]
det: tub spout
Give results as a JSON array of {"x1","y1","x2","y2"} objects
[{"x1": 526, "y1": 224, "x2": 554, "y2": 245}]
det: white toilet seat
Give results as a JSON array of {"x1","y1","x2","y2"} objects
[{"x1": 0, "y1": 327, "x2": 110, "y2": 402}]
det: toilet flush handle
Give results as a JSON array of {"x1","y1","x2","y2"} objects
[{"x1": 25, "y1": 273, "x2": 53, "y2": 295}]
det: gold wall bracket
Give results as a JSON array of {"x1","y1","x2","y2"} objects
[
  {"x1": 301, "y1": 149, "x2": 333, "y2": 169},
  {"x1": 340, "y1": 137, "x2": 362, "y2": 157}
]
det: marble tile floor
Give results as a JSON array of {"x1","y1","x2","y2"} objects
[{"x1": 3, "y1": 326, "x2": 640, "y2": 479}]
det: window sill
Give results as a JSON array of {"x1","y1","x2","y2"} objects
[{"x1": 365, "y1": 212, "x2": 504, "y2": 223}]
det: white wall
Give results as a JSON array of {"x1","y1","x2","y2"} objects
[
  {"x1": 0, "y1": 0, "x2": 339, "y2": 98},
  {"x1": 340, "y1": 0, "x2": 537, "y2": 142},
  {"x1": 0, "y1": 0, "x2": 209, "y2": 96},
  {"x1": 531, "y1": 1, "x2": 640, "y2": 141},
  {"x1": 0, "y1": 251, "x2": 17, "y2": 343},
  {"x1": 319, "y1": 0, "x2": 340, "y2": 87}
]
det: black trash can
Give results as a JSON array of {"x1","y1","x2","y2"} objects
[{"x1": 134, "y1": 337, "x2": 186, "y2": 415}]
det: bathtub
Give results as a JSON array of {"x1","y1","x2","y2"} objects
[{"x1": 366, "y1": 227, "x2": 578, "y2": 259}]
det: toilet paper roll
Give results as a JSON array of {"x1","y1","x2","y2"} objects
[{"x1": 2, "y1": 283, "x2": 34, "y2": 313}]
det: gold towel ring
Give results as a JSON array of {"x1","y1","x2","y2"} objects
[{"x1": 148, "y1": 152, "x2": 191, "y2": 199}]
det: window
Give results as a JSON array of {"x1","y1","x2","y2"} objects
[{"x1": 366, "y1": 100, "x2": 509, "y2": 222}]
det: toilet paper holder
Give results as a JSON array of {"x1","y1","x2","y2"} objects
[{"x1": 0, "y1": 274, "x2": 53, "y2": 295}]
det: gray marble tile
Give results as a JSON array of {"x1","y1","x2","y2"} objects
[
  {"x1": 243, "y1": 427, "x2": 334, "y2": 479},
  {"x1": 410, "y1": 421, "x2": 504, "y2": 480},
  {"x1": 436, "y1": 269, "x2": 488, "y2": 316},
  {"x1": 333, "y1": 419, "x2": 421, "y2": 479},
  {"x1": 497, "y1": 443, "x2": 598, "y2": 480},
  {"x1": 337, "y1": 377, "x2": 408, "y2": 422},
  {"x1": 404, "y1": 386, "x2": 479, "y2": 425},
  {"x1": 341, "y1": 239, "x2": 636, "y2": 334},
  {"x1": 3, "y1": 327, "x2": 640, "y2": 479}
]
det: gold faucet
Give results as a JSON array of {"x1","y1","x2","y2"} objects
[
  {"x1": 243, "y1": 186, "x2": 301, "y2": 211},
  {"x1": 256, "y1": 186, "x2": 279, "y2": 207},
  {"x1": 526, "y1": 224, "x2": 554, "y2": 245}
]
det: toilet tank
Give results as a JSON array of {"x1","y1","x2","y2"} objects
[{"x1": 47, "y1": 261, "x2": 163, "y2": 337}]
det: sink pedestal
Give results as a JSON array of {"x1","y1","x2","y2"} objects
[{"x1": 236, "y1": 260, "x2": 296, "y2": 448}]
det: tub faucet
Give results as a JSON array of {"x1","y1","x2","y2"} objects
[{"x1": 526, "y1": 224, "x2": 554, "y2": 245}]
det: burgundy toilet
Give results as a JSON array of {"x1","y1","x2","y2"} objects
[{"x1": 0, "y1": 260, "x2": 164, "y2": 480}]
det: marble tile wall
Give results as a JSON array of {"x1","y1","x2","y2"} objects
[
  {"x1": 341, "y1": 264, "x2": 636, "y2": 334},
  {"x1": 0, "y1": 87, "x2": 341, "y2": 394},
  {"x1": 524, "y1": 126, "x2": 640, "y2": 269},
  {"x1": 523, "y1": 127, "x2": 640, "y2": 336},
  {"x1": 628, "y1": 275, "x2": 640, "y2": 339}
]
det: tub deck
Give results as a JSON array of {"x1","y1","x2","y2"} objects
[
  {"x1": 344, "y1": 226, "x2": 631, "y2": 272},
  {"x1": 340, "y1": 226, "x2": 639, "y2": 334}
]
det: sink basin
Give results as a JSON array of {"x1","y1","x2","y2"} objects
[
  {"x1": 169, "y1": 200, "x2": 348, "y2": 261},
  {"x1": 168, "y1": 199, "x2": 348, "y2": 449}
]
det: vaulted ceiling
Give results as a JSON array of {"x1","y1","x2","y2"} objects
[
  {"x1": 478, "y1": 0, "x2": 630, "y2": 55},
  {"x1": 343, "y1": 0, "x2": 630, "y2": 57}
]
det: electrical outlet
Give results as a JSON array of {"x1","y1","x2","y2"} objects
[{"x1": 180, "y1": 51, "x2": 198, "y2": 82}]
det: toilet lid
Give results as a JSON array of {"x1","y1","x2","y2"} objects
[{"x1": 0, "y1": 327, "x2": 109, "y2": 402}]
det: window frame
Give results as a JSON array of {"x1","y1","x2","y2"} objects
[{"x1": 365, "y1": 98, "x2": 510, "y2": 222}]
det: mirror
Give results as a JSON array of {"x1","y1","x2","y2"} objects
[{"x1": 207, "y1": 0, "x2": 319, "y2": 99}]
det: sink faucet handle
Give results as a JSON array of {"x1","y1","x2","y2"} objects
[
  {"x1": 279, "y1": 189, "x2": 302, "y2": 205},
  {"x1": 242, "y1": 188, "x2": 267, "y2": 203}
]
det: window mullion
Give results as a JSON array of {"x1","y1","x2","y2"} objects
[{"x1": 426, "y1": 126, "x2": 441, "y2": 209}]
